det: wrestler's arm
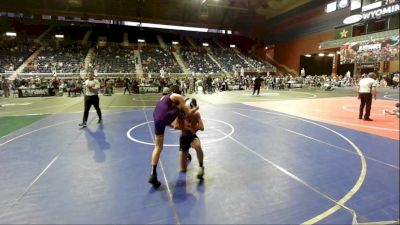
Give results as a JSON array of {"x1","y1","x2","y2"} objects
[
  {"x1": 172, "y1": 113, "x2": 203, "y2": 133},
  {"x1": 171, "y1": 117, "x2": 192, "y2": 131},
  {"x1": 170, "y1": 93, "x2": 198, "y2": 116},
  {"x1": 193, "y1": 112, "x2": 204, "y2": 131}
]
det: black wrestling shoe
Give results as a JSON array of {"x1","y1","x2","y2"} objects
[
  {"x1": 363, "y1": 118, "x2": 373, "y2": 121},
  {"x1": 197, "y1": 167, "x2": 204, "y2": 180},
  {"x1": 148, "y1": 174, "x2": 161, "y2": 188},
  {"x1": 78, "y1": 122, "x2": 87, "y2": 127},
  {"x1": 98, "y1": 119, "x2": 102, "y2": 124}
]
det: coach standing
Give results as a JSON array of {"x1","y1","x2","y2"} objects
[
  {"x1": 358, "y1": 72, "x2": 377, "y2": 121},
  {"x1": 79, "y1": 71, "x2": 102, "y2": 127}
]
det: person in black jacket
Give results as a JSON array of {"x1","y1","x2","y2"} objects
[
  {"x1": 252, "y1": 75, "x2": 263, "y2": 96},
  {"x1": 123, "y1": 77, "x2": 131, "y2": 95}
]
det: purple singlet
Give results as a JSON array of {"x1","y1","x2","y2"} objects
[{"x1": 153, "y1": 94, "x2": 179, "y2": 135}]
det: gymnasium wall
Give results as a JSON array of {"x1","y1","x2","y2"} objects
[{"x1": 255, "y1": 30, "x2": 334, "y2": 75}]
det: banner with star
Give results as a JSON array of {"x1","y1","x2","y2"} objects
[{"x1": 335, "y1": 26, "x2": 353, "y2": 39}]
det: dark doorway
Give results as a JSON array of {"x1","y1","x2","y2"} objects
[
  {"x1": 300, "y1": 55, "x2": 333, "y2": 76},
  {"x1": 337, "y1": 63, "x2": 355, "y2": 77}
]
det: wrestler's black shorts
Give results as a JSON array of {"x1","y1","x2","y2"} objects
[{"x1": 179, "y1": 133, "x2": 198, "y2": 152}]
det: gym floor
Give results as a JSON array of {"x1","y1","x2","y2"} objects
[{"x1": 0, "y1": 87, "x2": 399, "y2": 224}]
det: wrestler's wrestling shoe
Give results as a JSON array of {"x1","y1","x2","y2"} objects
[
  {"x1": 197, "y1": 167, "x2": 204, "y2": 180},
  {"x1": 148, "y1": 174, "x2": 161, "y2": 188}
]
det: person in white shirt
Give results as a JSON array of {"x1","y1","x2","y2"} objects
[
  {"x1": 79, "y1": 71, "x2": 102, "y2": 127},
  {"x1": 358, "y1": 72, "x2": 377, "y2": 121}
]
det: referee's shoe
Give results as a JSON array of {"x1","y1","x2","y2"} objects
[{"x1": 78, "y1": 122, "x2": 87, "y2": 127}]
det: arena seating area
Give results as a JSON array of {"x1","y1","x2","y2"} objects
[
  {"x1": 212, "y1": 48, "x2": 248, "y2": 72},
  {"x1": 140, "y1": 46, "x2": 182, "y2": 74},
  {"x1": 180, "y1": 47, "x2": 222, "y2": 74},
  {"x1": 0, "y1": 38, "x2": 35, "y2": 73},
  {"x1": 23, "y1": 45, "x2": 87, "y2": 74},
  {"x1": 0, "y1": 19, "x2": 275, "y2": 79},
  {"x1": 91, "y1": 45, "x2": 136, "y2": 74}
]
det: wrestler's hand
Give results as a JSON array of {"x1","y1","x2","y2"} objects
[
  {"x1": 169, "y1": 118, "x2": 178, "y2": 128},
  {"x1": 188, "y1": 106, "x2": 199, "y2": 116}
]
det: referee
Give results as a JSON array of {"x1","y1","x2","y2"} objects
[
  {"x1": 358, "y1": 72, "x2": 377, "y2": 121},
  {"x1": 79, "y1": 71, "x2": 102, "y2": 127}
]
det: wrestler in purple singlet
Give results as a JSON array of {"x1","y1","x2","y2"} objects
[{"x1": 153, "y1": 94, "x2": 179, "y2": 135}]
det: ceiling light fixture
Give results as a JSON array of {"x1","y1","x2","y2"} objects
[
  {"x1": 5, "y1": 32, "x2": 17, "y2": 36},
  {"x1": 361, "y1": 1, "x2": 382, "y2": 12}
]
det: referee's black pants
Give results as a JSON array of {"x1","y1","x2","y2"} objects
[
  {"x1": 83, "y1": 95, "x2": 102, "y2": 123},
  {"x1": 359, "y1": 92, "x2": 372, "y2": 119}
]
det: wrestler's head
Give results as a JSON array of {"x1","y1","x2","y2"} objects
[{"x1": 185, "y1": 98, "x2": 197, "y2": 109}]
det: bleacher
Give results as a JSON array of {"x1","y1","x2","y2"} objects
[
  {"x1": 0, "y1": 38, "x2": 37, "y2": 74},
  {"x1": 0, "y1": 19, "x2": 277, "y2": 80},
  {"x1": 91, "y1": 44, "x2": 136, "y2": 74},
  {"x1": 212, "y1": 48, "x2": 248, "y2": 72},
  {"x1": 140, "y1": 46, "x2": 182, "y2": 74},
  {"x1": 23, "y1": 45, "x2": 87, "y2": 74},
  {"x1": 180, "y1": 47, "x2": 221, "y2": 74}
]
